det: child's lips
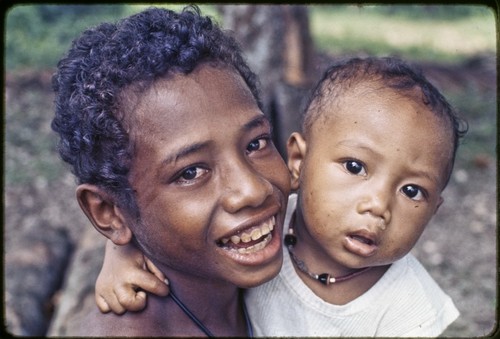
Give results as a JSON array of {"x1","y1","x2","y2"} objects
[{"x1": 344, "y1": 230, "x2": 379, "y2": 257}]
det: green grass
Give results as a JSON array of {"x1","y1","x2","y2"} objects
[
  {"x1": 309, "y1": 5, "x2": 496, "y2": 63},
  {"x1": 5, "y1": 4, "x2": 495, "y2": 70},
  {"x1": 4, "y1": 4, "x2": 219, "y2": 72}
]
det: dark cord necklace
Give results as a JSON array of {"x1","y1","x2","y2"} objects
[
  {"x1": 170, "y1": 289, "x2": 253, "y2": 337},
  {"x1": 285, "y1": 227, "x2": 371, "y2": 285}
]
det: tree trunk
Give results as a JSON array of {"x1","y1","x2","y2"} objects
[{"x1": 218, "y1": 5, "x2": 316, "y2": 157}]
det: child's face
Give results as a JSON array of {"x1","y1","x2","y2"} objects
[
  {"x1": 289, "y1": 82, "x2": 453, "y2": 272},
  {"x1": 125, "y1": 65, "x2": 290, "y2": 288}
]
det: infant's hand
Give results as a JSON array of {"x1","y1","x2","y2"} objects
[{"x1": 95, "y1": 240, "x2": 169, "y2": 314}]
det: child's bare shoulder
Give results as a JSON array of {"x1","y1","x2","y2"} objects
[{"x1": 73, "y1": 305, "x2": 156, "y2": 336}]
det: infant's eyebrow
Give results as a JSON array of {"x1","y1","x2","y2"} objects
[
  {"x1": 337, "y1": 139, "x2": 440, "y2": 186},
  {"x1": 336, "y1": 140, "x2": 375, "y2": 153}
]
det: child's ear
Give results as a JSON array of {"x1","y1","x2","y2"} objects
[
  {"x1": 76, "y1": 184, "x2": 133, "y2": 245},
  {"x1": 434, "y1": 196, "x2": 444, "y2": 214},
  {"x1": 286, "y1": 132, "x2": 307, "y2": 191}
]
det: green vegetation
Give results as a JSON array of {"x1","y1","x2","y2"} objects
[
  {"x1": 309, "y1": 4, "x2": 496, "y2": 63},
  {"x1": 5, "y1": 4, "x2": 218, "y2": 72},
  {"x1": 5, "y1": 4, "x2": 495, "y2": 70}
]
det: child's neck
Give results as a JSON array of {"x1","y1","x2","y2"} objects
[
  {"x1": 149, "y1": 268, "x2": 249, "y2": 336},
  {"x1": 289, "y1": 213, "x2": 391, "y2": 305}
]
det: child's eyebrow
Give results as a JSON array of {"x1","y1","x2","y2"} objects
[
  {"x1": 410, "y1": 169, "x2": 441, "y2": 187},
  {"x1": 242, "y1": 114, "x2": 271, "y2": 132},
  {"x1": 338, "y1": 140, "x2": 441, "y2": 186},
  {"x1": 161, "y1": 141, "x2": 211, "y2": 167},
  {"x1": 161, "y1": 115, "x2": 270, "y2": 167},
  {"x1": 336, "y1": 140, "x2": 375, "y2": 153}
]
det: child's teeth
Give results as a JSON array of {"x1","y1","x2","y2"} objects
[
  {"x1": 241, "y1": 233, "x2": 252, "y2": 243},
  {"x1": 262, "y1": 224, "x2": 270, "y2": 235},
  {"x1": 237, "y1": 234, "x2": 272, "y2": 254},
  {"x1": 221, "y1": 216, "x2": 276, "y2": 246},
  {"x1": 251, "y1": 229, "x2": 262, "y2": 240}
]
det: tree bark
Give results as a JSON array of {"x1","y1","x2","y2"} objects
[{"x1": 218, "y1": 5, "x2": 316, "y2": 157}]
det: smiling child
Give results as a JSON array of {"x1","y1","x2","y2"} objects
[{"x1": 51, "y1": 7, "x2": 290, "y2": 336}]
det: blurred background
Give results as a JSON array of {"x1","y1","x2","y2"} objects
[{"x1": 4, "y1": 4, "x2": 497, "y2": 337}]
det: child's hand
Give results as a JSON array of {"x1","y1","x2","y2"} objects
[{"x1": 95, "y1": 240, "x2": 170, "y2": 314}]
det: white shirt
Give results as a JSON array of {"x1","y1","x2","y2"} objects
[{"x1": 245, "y1": 194, "x2": 459, "y2": 337}]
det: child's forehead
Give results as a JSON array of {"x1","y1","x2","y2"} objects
[
  {"x1": 118, "y1": 65, "x2": 254, "y2": 128},
  {"x1": 312, "y1": 80, "x2": 452, "y2": 139},
  {"x1": 342, "y1": 80, "x2": 423, "y2": 105},
  {"x1": 311, "y1": 80, "x2": 425, "y2": 121}
]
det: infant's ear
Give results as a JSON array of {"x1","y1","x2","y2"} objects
[
  {"x1": 286, "y1": 132, "x2": 307, "y2": 191},
  {"x1": 76, "y1": 184, "x2": 133, "y2": 245},
  {"x1": 434, "y1": 196, "x2": 444, "y2": 214}
]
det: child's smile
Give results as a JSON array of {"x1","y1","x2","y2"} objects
[
  {"x1": 124, "y1": 65, "x2": 290, "y2": 289},
  {"x1": 218, "y1": 215, "x2": 276, "y2": 254}
]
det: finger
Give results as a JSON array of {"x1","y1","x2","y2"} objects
[
  {"x1": 115, "y1": 285, "x2": 147, "y2": 312},
  {"x1": 96, "y1": 295, "x2": 111, "y2": 313},
  {"x1": 102, "y1": 291, "x2": 127, "y2": 315},
  {"x1": 131, "y1": 270, "x2": 170, "y2": 296},
  {"x1": 145, "y1": 257, "x2": 166, "y2": 281}
]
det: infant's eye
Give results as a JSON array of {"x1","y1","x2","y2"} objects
[
  {"x1": 247, "y1": 137, "x2": 269, "y2": 153},
  {"x1": 176, "y1": 166, "x2": 207, "y2": 184},
  {"x1": 344, "y1": 160, "x2": 366, "y2": 176},
  {"x1": 401, "y1": 184, "x2": 425, "y2": 201}
]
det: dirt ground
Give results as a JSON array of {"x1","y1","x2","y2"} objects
[{"x1": 3, "y1": 55, "x2": 497, "y2": 337}]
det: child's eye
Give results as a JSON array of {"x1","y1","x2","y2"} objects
[
  {"x1": 175, "y1": 166, "x2": 208, "y2": 184},
  {"x1": 401, "y1": 184, "x2": 426, "y2": 201},
  {"x1": 344, "y1": 160, "x2": 367, "y2": 176},
  {"x1": 247, "y1": 137, "x2": 269, "y2": 153}
]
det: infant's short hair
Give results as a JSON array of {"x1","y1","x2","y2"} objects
[
  {"x1": 51, "y1": 6, "x2": 260, "y2": 216},
  {"x1": 302, "y1": 56, "x2": 468, "y2": 188}
]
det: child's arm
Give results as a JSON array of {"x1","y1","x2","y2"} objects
[{"x1": 95, "y1": 240, "x2": 169, "y2": 314}]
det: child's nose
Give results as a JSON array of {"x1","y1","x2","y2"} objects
[
  {"x1": 356, "y1": 185, "x2": 392, "y2": 225},
  {"x1": 220, "y1": 158, "x2": 273, "y2": 213}
]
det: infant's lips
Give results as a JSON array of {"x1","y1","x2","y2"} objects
[
  {"x1": 344, "y1": 229, "x2": 379, "y2": 257},
  {"x1": 350, "y1": 234, "x2": 374, "y2": 246}
]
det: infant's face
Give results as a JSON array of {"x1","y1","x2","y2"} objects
[
  {"x1": 294, "y1": 83, "x2": 453, "y2": 272},
  {"x1": 125, "y1": 65, "x2": 290, "y2": 288}
]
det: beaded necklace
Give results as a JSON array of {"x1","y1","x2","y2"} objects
[{"x1": 285, "y1": 227, "x2": 371, "y2": 285}]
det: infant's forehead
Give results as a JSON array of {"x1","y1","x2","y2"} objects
[
  {"x1": 335, "y1": 79, "x2": 424, "y2": 103},
  {"x1": 310, "y1": 80, "x2": 427, "y2": 122},
  {"x1": 309, "y1": 79, "x2": 453, "y2": 140}
]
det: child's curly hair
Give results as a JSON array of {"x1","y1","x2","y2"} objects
[{"x1": 51, "y1": 6, "x2": 261, "y2": 217}]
